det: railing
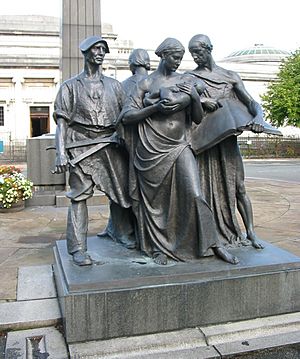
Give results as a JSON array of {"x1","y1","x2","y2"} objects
[
  {"x1": 0, "y1": 132, "x2": 27, "y2": 162},
  {"x1": 238, "y1": 136, "x2": 300, "y2": 158},
  {"x1": 1, "y1": 133, "x2": 300, "y2": 163}
]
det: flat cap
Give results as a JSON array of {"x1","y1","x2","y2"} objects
[{"x1": 79, "y1": 35, "x2": 110, "y2": 53}]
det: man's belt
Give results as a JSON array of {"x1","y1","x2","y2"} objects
[
  {"x1": 70, "y1": 124, "x2": 115, "y2": 135},
  {"x1": 65, "y1": 135, "x2": 119, "y2": 150},
  {"x1": 69, "y1": 142, "x2": 110, "y2": 166},
  {"x1": 47, "y1": 133, "x2": 121, "y2": 168},
  {"x1": 68, "y1": 133, "x2": 120, "y2": 166}
]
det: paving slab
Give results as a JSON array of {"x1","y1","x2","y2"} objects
[
  {"x1": 0, "y1": 298, "x2": 61, "y2": 331},
  {"x1": 0, "y1": 248, "x2": 54, "y2": 268},
  {"x1": 18, "y1": 233, "x2": 63, "y2": 247},
  {"x1": 0, "y1": 268, "x2": 17, "y2": 301},
  {"x1": 254, "y1": 227, "x2": 298, "y2": 243},
  {"x1": 0, "y1": 248, "x2": 18, "y2": 266},
  {"x1": 17, "y1": 265, "x2": 56, "y2": 301},
  {"x1": 5, "y1": 326, "x2": 68, "y2": 359}
]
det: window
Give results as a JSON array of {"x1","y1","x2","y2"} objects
[{"x1": 0, "y1": 106, "x2": 4, "y2": 126}]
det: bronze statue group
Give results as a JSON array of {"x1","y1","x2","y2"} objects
[{"x1": 54, "y1": 34, "x2": 278, "y2": 266}]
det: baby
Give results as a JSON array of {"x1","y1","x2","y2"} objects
[{"x1": 143, "y1": 74, "x2": 205, "y2": 109}]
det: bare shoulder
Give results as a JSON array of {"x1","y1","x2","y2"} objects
[{"x1": 218, "y1": 65, "x2": 241, "y2": 83}]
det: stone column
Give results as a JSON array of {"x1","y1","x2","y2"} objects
[
  {"x1": 12, "y1": 76, "x2": 25, "y2": 140},
  {"x1": 62, "y1": 0, "x2": 102, "y2": 82}
]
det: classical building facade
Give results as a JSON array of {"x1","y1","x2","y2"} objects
[
  {"x1": 0, "y1": 15, "x2": 295, "y2": 145},
  {"x1": 0, "y1": 15, "x2": 60, "y2": 143}
]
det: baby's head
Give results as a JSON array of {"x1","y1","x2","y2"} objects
[{"x1": 194, "y1": 81, "x2": 206, "y2": 95}]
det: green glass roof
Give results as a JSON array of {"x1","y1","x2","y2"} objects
[{"x1": 226, "y1": 45, "x2": 290, "y2": 58}]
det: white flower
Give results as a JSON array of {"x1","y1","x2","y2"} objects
[{"x1": 0, "y1": 166, "x2": 33, "y2": 208}]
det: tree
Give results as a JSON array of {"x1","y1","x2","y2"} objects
[{"x1": 261, "y1": 50, "x2": 300, "y2": 128}]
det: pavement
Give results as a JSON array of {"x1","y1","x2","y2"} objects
[
  {"x1": 0, "y1": 164, "x2": 299, "y2": 302},
  {"x1": 0, "y1": 162, "x2": 300, "y2": 358}
]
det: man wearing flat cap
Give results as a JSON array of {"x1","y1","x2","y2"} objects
[{"x1": 53, "y1": 35, "x2": 135, "y2": 266}]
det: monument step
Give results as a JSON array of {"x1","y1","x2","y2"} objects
[
  {"x1": 202, "y1": 311, "x2": 300, "y2": 345},
  {"x1": 68, "y1": 328, "x2": 220, "y2": 359},
  {"x1": 214, "y1": 330, "x2": 300, "y2": 358},
  {"x1": 68, "y1": 316, "x2": 300, "y2": 358},
  {"x1": 27, "y1": 190, "x2": 109, "y2": 207},
  {"x1": 0, "y1": 298, "x2": 61, "y2": 331}
]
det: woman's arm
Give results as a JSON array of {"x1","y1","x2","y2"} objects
[
  {"x1": 177, "y1": 83, "x2": 204, "y2": 124},
  {"x1": 122, "y1": 78, "x2": 183, "y2": 125},
  {"x1": 122, "y1": 101, "x2": 162, "y2": 125}
]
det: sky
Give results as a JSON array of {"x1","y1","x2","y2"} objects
[{"x1": 1, "y1": 0, "x2": 300, "y2": 61}]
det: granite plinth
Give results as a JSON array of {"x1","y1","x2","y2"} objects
[{"x1": 53, "y1": 237, "x2": 300, "y2": 343}]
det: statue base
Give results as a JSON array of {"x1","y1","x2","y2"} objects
[{"x1": 53, "y1": 237, "x2": 300, "y2": 344}]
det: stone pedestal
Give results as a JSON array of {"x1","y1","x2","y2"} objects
[
  {"x1": 27, "y1": 135, "x2": 65, "y2": 186},
  {"x1": 53, "y1": 237, "x2": 300, "y2": 344}
]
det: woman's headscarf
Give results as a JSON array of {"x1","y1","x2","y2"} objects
[
  {"x1": 155, "y1": 38, "x2": 185, "y2": 57},
  {"x1": 128, "y1": 48, "x2": 150, "y2": 68}
]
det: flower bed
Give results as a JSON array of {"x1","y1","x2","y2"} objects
[{"x1": 0, "y1": 165, "x2": 33, "y2": 209}]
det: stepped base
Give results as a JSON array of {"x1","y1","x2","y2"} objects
[{"x1": 53, "y1": 237, "x2": 300, "y2": 344}]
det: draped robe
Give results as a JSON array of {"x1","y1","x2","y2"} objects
[{"x1": 119, "y1": 76, "x2": 219, "y2": 260}]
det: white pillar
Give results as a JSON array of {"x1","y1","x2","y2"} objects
[{"x1": 12, "y1": 76, "x2": 26, "y2": 140}]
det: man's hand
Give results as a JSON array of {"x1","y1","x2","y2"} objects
[
  {"x1": 54, "y1": 152, "x2": 69, "y2": 174},
  {"x1": 176, "y1": 82, "x2": 198, "y2": 99},
  {"x1": 201, "y1": 98, "x2": 220, "y2": 112},
  {"x1": 247, "y1": 115, "x2": 265, "y2": 133}
]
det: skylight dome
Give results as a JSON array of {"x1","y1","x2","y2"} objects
[{"x1": 224, "y1": 44, "x2": 290, "y2": 63}]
